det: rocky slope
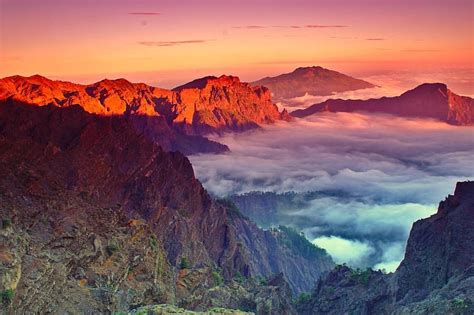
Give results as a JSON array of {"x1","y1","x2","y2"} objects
[
  {"x1": 292, "y1": 83, "x2": 474, "y2": 125},
  {"x1": 172, "y1": 75, "x2": 291, "y2": 134},
  {"x1": 0, "y1": 74, "x2": 289, "y2": 143},
  {"x1": 297, "y1": 181, "x2": 474, "y2": 314},
  {"x1": 0, "y1": 100, "x2": 330, "y2": 314},
  {"x1": 252, "y1": 67, "x2": 375, "y2": 100}
]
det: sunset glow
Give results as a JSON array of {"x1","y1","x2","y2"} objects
[{"x1": 1, "y1": 0, "x2": 472, "y2": 87}]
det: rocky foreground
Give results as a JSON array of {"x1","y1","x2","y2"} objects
[
  {"x1": 0, "y1": 100, "x2": 329, "y2": 314},
  {"x1": 297, "y1": 181, "x2": 474, "y2": 315}
]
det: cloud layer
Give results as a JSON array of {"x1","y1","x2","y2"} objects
[{"x1": 190, "y1": 113, "x2": 474, "y2": 271}]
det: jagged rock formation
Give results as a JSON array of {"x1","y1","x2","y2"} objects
[
  {"x1": 0, "y1": 101, "x2": 330, "y2": 314},
  {"x1": 297, "y1": 181, "x2": 474, "y2": 314},
  {"x1": 171, "y1": 75, "x2": 291, "y2": 134},
  {"x1": 252, "y1": 66, "x2": 375, "y2": 100},
  {"x1": 395, "y1": 181, "x2": 474, "y2": 306},
  {"x1": 0, "y1": 74, "x2": 290, "y2": 150},
  {"x1": 292, "y1": 83, "x2": 474, "y2": 126}
]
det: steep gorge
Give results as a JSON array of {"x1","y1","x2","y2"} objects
[{"x1": 0, "y1": 100, "x2": 329, "y2": 313}]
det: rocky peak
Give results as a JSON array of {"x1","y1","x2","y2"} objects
[
  {"x1": 292, "y1": 66, "x2": 328, "y2": 76},
  {"x1": 395, "y1": 180, "x2": 474, "y2": 303},
  {"x1": 453, "y1": 180, "x2": 474, "y2": 199},
  {"x1": 400, "y1": 82, "x2": 448, "y2": 99},
  {"x1": 252, "y1": 66, "x2": 375, "y2": 99},
  {"x1": 173, "y1": 75, "x2": 242, "y2": 91}
]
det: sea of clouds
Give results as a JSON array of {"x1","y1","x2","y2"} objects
[{"x1": 190, "y1": 113, "x2": 474, "y2": 272}]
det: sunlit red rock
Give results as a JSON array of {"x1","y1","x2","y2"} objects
[{"x1": 0, "y1": 74, "x2": 290, "y2": 136}]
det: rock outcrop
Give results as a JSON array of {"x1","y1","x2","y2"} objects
[
  {"x1": 297, "y1": 181, "x2": 474, "y2": 314},
  {"x1": 0, "y1": 100, "x2": 329, "y2": 314},
  {"x1": 252, "y1": 66, "x2": 375, "y2": 100},
  {"x1": 395, "y1": 181, "x2": 474, "y2": 305},
  {"x1": 292, "y1": 83, "x2": 474, "y2": 126},
  {"x1": 171, "y1": 75, "x2": 291, "y2": 134},
  {"x1": 0, "y1": 74, "x2": 289, "y2": 146}
]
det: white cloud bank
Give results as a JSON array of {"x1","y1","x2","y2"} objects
[
  {"x1": 312, "y1": 236, "x2": 375, "y2": 266},
  {"x1": 189, "y1": 112, "x2": 474, "y2": 270}
]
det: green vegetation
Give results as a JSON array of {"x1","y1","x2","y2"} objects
[
  {"x1": 216, "y1": 198, "x2": 248, "y2": 220},
  {"x1": 256, "y1": 275, "x2": 268, "y2": 286},
  {"x1": 451, "y1": 297, "x2": 470, "y2": 313},
  {"x1": 334, "y1": 263, "x2": 348, "y2": 270},
  {"x1": 179, "y1": 257, "x2": 190, "y2": 269},
  {"x1": 276, "y1": 225, "x2": 328, "y2": 260},
  {"x1": 149, "y1": 234, "x2": 158, "y2": 250},
  {"x1": 106, "y1": 242, "x2": 120, "y2": 256},
  {"x1": 294, "y1": 292, "x2": 312, "y2": 305},
  {"x1": 1, "y1": 288, "x2": 14, "y2": 306},
  {"x1": 1, "y1": 218, "x2": 12, "y2": 229},
  {"x1": 212, "y1": 270, "x2": 224, "y2": 286},
  {"x1": 233, "y1": 271, "x2": 246, "y2": 284},
  {"x1": 349, "y1": 268, "x2": 372, "y2": 286}
]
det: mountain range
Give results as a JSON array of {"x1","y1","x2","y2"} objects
[
  {"x1": 0, "y1": 71, "x2": 473, "y2": 314},
  {"x1": 0, "y1": 74, "x2": 290, "y2": 154},
  {"x1": 252, "y1": 66, "x2": 375, "y2": 100},
  {"x1": 292, "y1": 82, "x2": 474, "y2": 125}
]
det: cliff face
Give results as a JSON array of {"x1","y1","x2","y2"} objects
[
  {"x1": 291, "y1": 83, "x2": 474, "y2": 125},
  {"x1": 395, "y1": 181, "x2": 474, "y2": 304},
  {"x1": 252, "y1": 66, "x2": 375, "y2": 100},
  {"x1": 0, "y1": 101, "x2": 330, "y2": 313},
  {"x1": 0, "y1": 74, "x2": 289, "y2": 140},
  {"x1": 297, "y1": 181, "x2": 474, "y2": 315},
  {"x1": 170, "y1": 75, "x2": 291, "y2": 134}
]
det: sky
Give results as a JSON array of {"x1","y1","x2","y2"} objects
[{"x1": 0, "y1": 0, "x2": 472, "y2": 88}]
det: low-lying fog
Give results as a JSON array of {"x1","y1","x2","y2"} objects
[{"x1": 189, "y1": 113, "x2": 474, "y2": 272}]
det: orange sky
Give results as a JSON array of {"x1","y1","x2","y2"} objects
[{"x1": 0, "y1": 0, "x2": 472, "y2": 88}]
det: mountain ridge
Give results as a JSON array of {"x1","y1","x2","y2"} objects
[
  {"x1": 0, "y1": 74, "x2": 290, "y2": 153},
  {"x1": 291, "y1": 82, "x2": 474, "y2": 125}
]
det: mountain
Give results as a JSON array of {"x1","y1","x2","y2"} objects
[
  {"x1": 171, "y1": 75, "x2": 291, "y2": 134},
  {"x1": 252, "y1": 66, "x2": 375, "y2": 100},
  {"x1": 296, "y1": 181, "x2": 474, "y2": 314},
  {"x1": 0, "y1": 100, "x2": 332, "y2": 313},
  {"x1": 292, "y1": 83, "x2": 474, "y2": 125},
  {"x1": 0, "y1": 74, "x2": 290, "y2": 153}
]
